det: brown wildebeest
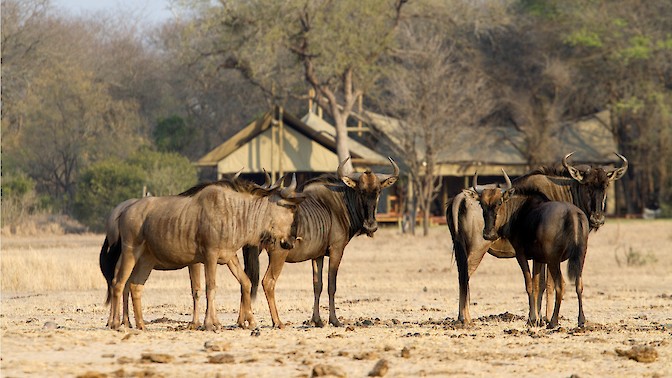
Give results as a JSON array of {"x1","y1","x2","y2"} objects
[
  {"x1": 466, "y1": 171, "x2": 590, "y2": 328},
  {"x1": 243, "y1": 157, "x2": 399, "y2": 328},
  {"x1": 105, "y1": 174, "x2": 304, "y2": 331},
  {"x1": 100, "y1": 171, "x2": 272, "y2": 330},
  {"x1": 446, "y1": 152, "x2": 628, "y2": 325}
]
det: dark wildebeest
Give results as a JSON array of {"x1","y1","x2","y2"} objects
[
  {"x1": 466, "y1": 171, "x2": 590, "y2": 328},
  {"x1": 243, "y1": 157, "x2": 399, "y2": 328},
  {"x1": 105, "y1": 174, "x2": 304, "y2": 331},
  {"x1": 446, "y1": 152, "x2": 628, "y2": 324}
]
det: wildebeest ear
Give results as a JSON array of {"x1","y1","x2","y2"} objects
[
  {"x1": 607, "y1": 168, "x2": 626, "y2": 182},
  {"x1": 463, "y1": 189, "x2": 480, "y2": 200},
  {"x1": 380, "y1": 176, "x2": 398, "y2": 189},
  {"x1": 502, "y1": 188, "x2": 515, "y2": 201},
  {"x1": 341, "y1": 176, "x2": 358, "y2": 189},
  {"x1": 566, "y1": 165, "x2": 584, "y2": 182}
]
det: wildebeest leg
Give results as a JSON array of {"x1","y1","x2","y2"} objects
[
  {"x1": 122, "y1": 283, "x2": 132, "y2": 328},
  {"x1": 327, "y1": 248, "x2": 346, "y2": 327},
  {"x1": 227, "y1": 257, "x2": 257, "y2": 329},
  {"x1": 128, "y1": 259, "x2": 153, "y2": 331},
  {"x1": 531, "y1": 261, "x2": 543, "y2": 326},
  {"x1": 547, "y1": 262, "x2": 565, "y2": 329},
  {"x1": 262, "y1": 248, "x2": 290, "y2": 329},
  {"x1": 187, "y1": 264, "x2": 203, "y2": 330},
  {"x1": 203, "y1": 257, "x2": 221, "y2": 331},
  {"x1": 109, "y1": 244, "x2": 140, "y2": 330},
  {"x1": 458, "y1": 244, "x2": 489, "y2": 325},
  {"x1": 310, "y1": 257, "x2": 325, "y2": 327},
  {"x1": 575, "y1": 269, "x2": 585, "y2": 328},
  {"x1": 544, "y1": 265, "x2": 554, "y2": 323},
  {"x1": 515, "y1": 253, "x2": 538, "y2": 327}
]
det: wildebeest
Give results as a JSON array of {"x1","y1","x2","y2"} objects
[
  {"x1": 105, "y1": 174, "x2": 304, "y2": 331},
  {"x1": 466, "y1": 171, "x2": 590, "y2": 328},
  {"x1": 446, "y1": 153, "x2": 628, "y2": 324},
  {"x1": 243, "y1": 157, "x2": 399, "y2": 328},
  {"x1": 100, "y1": 171, "x2": 267, "y2": 330}
]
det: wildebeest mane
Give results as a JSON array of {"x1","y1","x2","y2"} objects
[
  {"x1": 299, "y1": 173, "x2": 343, "y2": 191},
  {"x1": 515, "y1": 164, "x2": 572, "y2": 181},
  {"x1": 178, "y1": 178, "x2": 269, "y2": 197}
]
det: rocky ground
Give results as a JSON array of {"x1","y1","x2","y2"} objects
[{"x1": 2, "y1": 219, "x2": 671, "y2": 377}]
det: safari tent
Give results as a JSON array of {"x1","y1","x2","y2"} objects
[{"x1": 360, "y1": 109, "x2": 624, "y2": 217}]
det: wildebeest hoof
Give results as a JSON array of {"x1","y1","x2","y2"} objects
[
  {"x1": 187, "y1": 322, "x2": 202, "y2": 330},
  {"x1": 311, "y1": 319, "x2": 325, "y2": 328},
  {"x1": 273, "y1": 321, "x2": 285, "y2": 330},
  {"x1": 329, "y1": 319, "x2": 343, "y2": 327}
]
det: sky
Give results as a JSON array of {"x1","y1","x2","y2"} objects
[{"x1": 52, "y1": 0, "x2": 175, "y2": 24}]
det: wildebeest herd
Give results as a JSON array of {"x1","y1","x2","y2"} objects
[{"x1": 100, "y1": 153, "x2": 628, "y2": 332}]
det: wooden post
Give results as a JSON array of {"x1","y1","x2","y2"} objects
[
  {"x1": 278, "y1": 106, "x2": 284, "y2": 179},
  {"x1": 271, "y1": 110, "x2": 276, "y2": 182}
]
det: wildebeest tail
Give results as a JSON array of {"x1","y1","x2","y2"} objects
[
  {"x1": 99, "y1": 237, "x2": 122, "y2": 305},
  {"x1": 243, "y1": 245, "x2": 260, "y2": 299},
  {"x1": 447, "y1": 196, "x2": 469, "y2": 290},
  {"x1": 565, "y1": 212, "x2": 588, "y2": 282}
]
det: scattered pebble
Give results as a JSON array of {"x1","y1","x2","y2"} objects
[
  {"x1": 251, "y1": 328, "x2": 261, "y2": 337},
  {"x1": 368, "y1": 359, "x2": 389, "y2": 377},
  {"x1": 353, "y1": 351, "x2": 378, "y2": 360},
  {"x1": 204, "y1": 340, "x2": 231, "y2": 352},
  {"x1": 43, "y1": 321, "x2": 58, "y2": 330},
  {"x1": 141, "y1": 353, "x2": 174, "y2": 364},
  {"x1": 615, "y1": 346, "x2": 658, "y2": 363},
  {"x1": 208, "y1": 353, "x2": 235, "y2": 364},
  {"x1": 311, "y1": 364, "x2": 346, "y2": 377},
  {"x1": 401, "y1": 347, "x2": 411, "y2": 358}
]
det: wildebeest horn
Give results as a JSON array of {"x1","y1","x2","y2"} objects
[
  {"x1": 471, "y1": 171, "x2": 485, "y2": 195},
  {"x1": 262, "y1": 169, "x2": 272, "y2": 188},
  {"x1": 562, "y1": 151, "x2": 585, "y2": 182},
  {"x1": 337, "y1": 157, "x2": 351, "y2": 179},
  {"x1": 280, "y1": 173, "x2": 305, "y2": 200},
  {"x1": 233, "y1": 167, "x2": 244, "y2": 180},
  {"x1": 501, "y1": 169, "x2": 512, "y2": 190},
  {"x1": 615, "y1": 152, "x2": 628, "y2": 172},
  {"x1": 375, "y1": 157, "x2": 400, "y2": 183}
]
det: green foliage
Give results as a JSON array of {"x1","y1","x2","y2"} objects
[
  {"x1": 153, "y1": 116, "x2": 195, "y2": 154},
  {"x1": 73, "y1": 159, "x2": 145, "y2": 232},
  {"x1": 564, "y1": 29, "x2": 603, "y2": 48},
  {"x1": 1, "y1": 171, "x2": 40, "y2": 226},
  {"x1": 126, "y1": 149, "x2": 198, "y2": 196},
  {"x1": 73, "y1": 150, "x2": 198, "y2": 231},
  {"x1": 615, "y1": 36, "x2": 653, "y2": 63}
]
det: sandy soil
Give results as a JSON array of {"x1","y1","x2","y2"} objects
[{"x1": 2, "y1": 219, "x2": 671, "y2": 377}]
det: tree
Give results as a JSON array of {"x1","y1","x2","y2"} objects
[
  {"x1": 186, "y1": 0, "x2": 408, "y2": 172},
  {"x1": 518, "y1": 0, "x2": 672, "y2": 213},
  {"x1": 371, "y1": 1, "x2": 500, "y2": 235},
  {"x1": 126, "y1": 149, "x2": 198, "y2": 196}
]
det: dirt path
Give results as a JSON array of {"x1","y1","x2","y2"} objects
[{"x1": 2, "y1": 220, "x2": 671, "y2": 377}]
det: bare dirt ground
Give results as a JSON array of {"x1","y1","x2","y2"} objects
[{"x1": 2, "y1": 219, "x2": 671, "y2": 377}]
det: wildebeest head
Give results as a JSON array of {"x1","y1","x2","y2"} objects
[
  {"x1": 563, "y1": 152, "x2": 628, "y2": 229},
  {"x1": 263, "y1": 173, "x2": 306, "y2": 250},
  {"x1": 466, "y1": 170, "x2": 515, "y2": 241},
  {"x1": 338, "y1": 157, "x2": 399, "y2": 237}
]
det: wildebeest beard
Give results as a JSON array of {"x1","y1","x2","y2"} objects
[{"x1": 259, "y1": 230, "x2": 276, "y2": 249}]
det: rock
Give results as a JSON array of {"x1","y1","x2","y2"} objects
[
  {"x1": 368, "y1": 359, "x2": 389, "y2": 377},
  {"x1": 251, "y1": 328, "x2": 261, "y2": 337},
  {"x1": 353, "y1": 351, "x2": 378, "y2": 360},
  {"x1": 208, "y1": 353, "x2": 235, "y2": 364},
  {"x1": 43, "y1": 321, "x2": 58, "y2": 330},
  {"x1": 400, "y1": 347, "x2": 411, "y2": 358},
  {"x1": 141, "y1": 353, "x2": 174, "y2": 363},
  {"x1": 204, "y1": 340, "x2": 231, "y2": 352},
  {"x1": 311, "y1": 364, "x2": 346, "y2": 377},
  {"x1": 615, "y1": 346, "x2": 658, "y2": 363}
]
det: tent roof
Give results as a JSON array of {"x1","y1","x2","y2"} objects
[
  {"x1": 363, "y1": 110, "x2": 619, "y2": 167},
  {"x1": 196, "y1": 107, "x2": 388, "y2": 170}
]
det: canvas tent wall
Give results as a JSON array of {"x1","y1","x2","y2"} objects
[{"x1": 195, "y1": 107, "x2": 397, "y2": 213}]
